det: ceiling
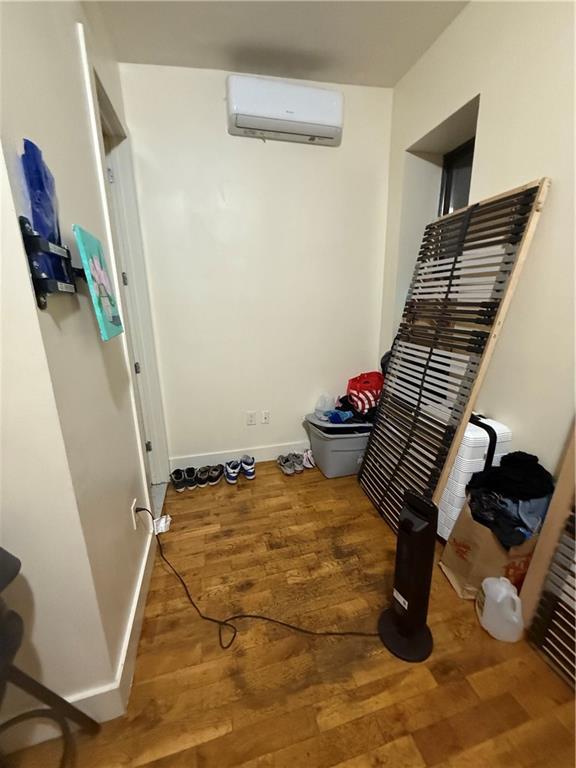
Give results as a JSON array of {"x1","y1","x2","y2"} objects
[{"x1": 97, "y1": 1, "x2": 466, "y2": 87}]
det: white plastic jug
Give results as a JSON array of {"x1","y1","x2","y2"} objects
[{"x1": 475, "y1": 577, "x2": 524, "y2": 642}]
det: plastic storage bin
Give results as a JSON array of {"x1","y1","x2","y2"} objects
[
  {"x1": 438, "y1": 417, "x2": 512, "y2": 540},
  {"x1": 306, "y1": 416, "x2": 371, "y2": 478}
]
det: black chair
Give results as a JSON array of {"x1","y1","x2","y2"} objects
[{"x1": 0, "y1": 547, "x2": 100, "y2": 767}]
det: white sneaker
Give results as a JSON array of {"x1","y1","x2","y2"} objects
[{"x1": 303, "y1": 449, "x2": 315, "y2": 469}]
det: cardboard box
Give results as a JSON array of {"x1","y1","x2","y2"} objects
[{"x1": 439, "y1": 503, "x2": 538, "y2": 599}]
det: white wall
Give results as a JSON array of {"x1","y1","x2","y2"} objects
[
  {"x1": 120, "y1": 65, "x2": 392, "y2": 466},
  {"x1": 379, "y1": 1, "x2": 574, "y2": 473},
  {"x1": 0, "y1": 153, "x2": 113, "y2": 744},
  {"x1": 0, "y1": 1, "x2": 152, "y2": 746}
]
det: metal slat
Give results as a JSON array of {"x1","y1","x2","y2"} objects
[
  {"x1": 370, "y1": 432, "x2": 439, "y2": 480},
  {"x1": 421, "y1": 223, "x2": 525, "y2": 252},
  {"x1": 393, "y1": 345, "x2": 480, "y2": 376},
  {"x1": 388, "y1": 357, "x2": 476, "y2": 394},
  {"x1": 385, "y1": 363, "x2": 464, "y2": 399},
  {"x1": 377, "y1": 406, "x2": 452, "y2": 450},
  {"x1": 417, "y1": 253, "x2": 514, "y2": 275},
  {"x1": 528, "y1": 510, "x2": 575, "y2": 687}
]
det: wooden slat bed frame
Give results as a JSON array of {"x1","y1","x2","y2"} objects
[{"x1": 359, "y1": 178, "x2": 550, "y2": 531}]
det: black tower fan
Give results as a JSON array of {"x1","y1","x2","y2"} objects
[{"x1": 378, "y1": 490, "x2": 438, "y2": 662}]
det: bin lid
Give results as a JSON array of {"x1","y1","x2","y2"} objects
[
  {"x1": 461, "y1": 417, "x2": 512, "y2": 446},
  {"x1": 305, "y1": 413, "x2": 372, "y2": 432}
]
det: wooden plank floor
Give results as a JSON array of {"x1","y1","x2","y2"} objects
[{"x1": 10, "y1": 463, "x2": 574, "y2": 767}]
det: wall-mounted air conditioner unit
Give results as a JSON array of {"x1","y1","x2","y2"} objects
[{"x1": 226, "y1": 75, "x2": 343, "y2": 147}]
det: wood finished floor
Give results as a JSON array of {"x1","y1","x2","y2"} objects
[{"x1": 10, "y1": 463, "x2": 574, "y2": 767}]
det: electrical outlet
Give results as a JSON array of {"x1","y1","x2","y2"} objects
[
  {"x1": 130, "y1": 498, "x2": 138, "y2": 530},
  {"x1": 262, "y1": 410, "x2": 271, "y2": 424},
  {"x1": 246, "y1": 410, "x2": 257, "y2": 426}
]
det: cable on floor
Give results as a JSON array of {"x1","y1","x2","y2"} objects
[
  {"x1": 136, "y1": 507, "x2": 380, "y2": 650},
  {"x1": 0, "y1": 709, "x2": 74, "y2": 768}
]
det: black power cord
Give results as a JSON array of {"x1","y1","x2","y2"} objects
[
  {"x1": 136, "y1": 507, "x2": 379, "y2": 650},
  {"x1": 0, "y1": 709, "x2": 74, "y2": 768}
]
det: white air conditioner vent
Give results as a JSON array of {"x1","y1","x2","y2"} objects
[{"x1": 226, "y1": 75, "x2": 343, "y2": 147}]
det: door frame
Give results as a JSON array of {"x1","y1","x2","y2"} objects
[
  {"x1": 104, "y1": 139, "x2": 170, "y2": 485},
  {"x1": 92, "y1": 72, "x2": 170, "y2": 487}
]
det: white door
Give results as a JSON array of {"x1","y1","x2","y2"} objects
[{"x1": 105, "y1": 140, "x2": 169, "y2": 487}]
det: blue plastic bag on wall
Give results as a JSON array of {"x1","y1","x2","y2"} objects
[
  {"x1": 22, "y1": 139, "x2": 60, "y2": 243},
  {"x1": 21, "y1": 139, "x2": 69, "y2": 283}
]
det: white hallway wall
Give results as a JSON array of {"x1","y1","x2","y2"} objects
[
  {"x1": 120, "y1": 66, "x2": 392, "y2": 466},
  {"x1": 0, "y1": 1, "x2": 151, "y2": 747},
  {"x1": 0, "y1": 151, "x2": 111, "y2": 749},
  {"x1": 380, "y1": 1, "x2": 575, "y2": 473}
]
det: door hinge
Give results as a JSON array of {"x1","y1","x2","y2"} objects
[
  {"x1": 122, "y1": 271, "x2": 128, "y2": 286},
  {"x1": 134, "y1": 361, "x2": 141, "y2": 374},
  {"x1": 145, "y1": 440, "x2": 153, "y2": 452},
  {"x1": 107, "y1": 167, "x2": 115, "y2": 183}
]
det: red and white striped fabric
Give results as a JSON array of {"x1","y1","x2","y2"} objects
[
  {"x1": 348, "y1": 389, "x2": 378, "y2": 415},
  {"x1": 346, "y1": 371, "x2": 384, "y2": 415}
]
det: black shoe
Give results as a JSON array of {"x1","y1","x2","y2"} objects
[
  {"x1": 197, "y1": 466, "x2": 210, "y2": 488},
  {"x1": 185, "y1": 467, "x2": 197, "y2": 491},
  {"x1": 209, "y1": 464, "x2": 224, "y2": 485},
  {"x1": 170, "y1": 469, "x2": 186, "y2": 493}
]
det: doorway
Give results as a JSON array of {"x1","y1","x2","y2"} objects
[{"x1": 95, "y1": 74, "x2": 169, "y2": 511}]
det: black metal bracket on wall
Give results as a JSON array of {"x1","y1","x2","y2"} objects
[{"x1": 19, "y1": 216, "x2": 85, "y2": 310}]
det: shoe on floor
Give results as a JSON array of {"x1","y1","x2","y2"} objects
[
  {"x1": 241, "y1": 455, "x2": 256, "y2": 480},
  {"x1": 288, "y1": 452, "x2": 304, "y2": 473},
  {"x1": 170, "y1": 468, "x2": 187, "y2": 493},
  {"x1": 184, "y1": 466, "x2": 197, "y2": 490},
  {"x1": 196, "y1": 466, "x2": 211, "y2": 488},
  {"x1": 277, "y1": 455, "x2": 295, "y2": 476},
  {"x1": 225, "y1": 460, "x2": 241, "y2": 484},
  {"x1": 303, "y1": 449, "x2": 316, "y2": 469},
  {"x1": 209, "y1": 464, "x2": 224, "y2": 485}
]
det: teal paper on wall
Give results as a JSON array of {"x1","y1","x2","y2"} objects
[{"x1": 72, "y1": 225, "x2": 123, "y2": 341}]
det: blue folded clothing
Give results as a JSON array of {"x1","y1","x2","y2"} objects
[
  {"x1": 467, "y1": 452, "x2": 554, "y2": 549},
  {"x1": 469, "y1": 489, "x2": 551, "y2": 549},
  {"x1": 326, "y1": 410, "x2": 354, "y2": 424}
]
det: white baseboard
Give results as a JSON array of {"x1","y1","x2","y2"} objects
[
  {"x1": 2, "y1": 533, "x2": 157, "y2": 753},
  {"x1": 114, "y1": 528, "x2": 157, "y2": 710},
  {"x1": 170, "y1": 439, "x2": 311, "y2": 471}
]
